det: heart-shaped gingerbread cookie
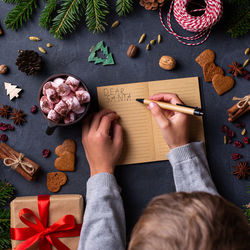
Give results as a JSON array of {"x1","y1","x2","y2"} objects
[
  {"x1": 212, "y1": 74, "x2": 235, "y2": 95},
  {"x1": 195, "y1": 49, "x2": 215, "y2": 67},
  {"x1": 55, "y1": 139, "x2": 76, "y2": 156},
  {"x1": 54, "y1": 151, "x2": 75, "y2": 171},
  {"x1": 203, "y1": 62, "x2": 224, "y2": 82},
  {"x1": 47, "y1": 172, "x2": 67, "y2": 192}
]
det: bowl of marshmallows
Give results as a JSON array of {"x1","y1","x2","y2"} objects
[{"x1": 39, "y1": 73, "x2": 91, "y2": 135}]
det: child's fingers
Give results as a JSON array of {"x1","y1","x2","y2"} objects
[
  {"x1": 98, "y1": 113, "x2": 119, "y2": 135},
  {"x1": 90, "y1": 109, "x2": 116, "y2": 131},
  {"x1": 149, "y1": 102, "x2": 170, "y2": 129},
  {"x1": 112, "y1": 122, "x2": 123, "y2": 147},
  {"x1": 149, "y1": 93, "x2": 183, "y2": 105}
]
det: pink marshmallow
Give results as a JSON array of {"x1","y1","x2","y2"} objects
[
  {"x1": 54, "y1": 100, "x2": 69, "y2": 117},
  {"x1": 46, "y1": 88, "x2": 59, "y2": 104},
  {"x1": 42, "y1": 82, "x2": 53, "y2": 96},
  {"x1": 71, "y1": 96, "x2": 81, "y2": 112},
  {"x1": 47, "y1": 110, "x2": 61, "y2": 123},
  {"x1": 51, "y1": 78, "x2": 65, "y2": 88},
  {"x1": 62, "y1": 92, "x2": 75, "y2": 102},
  {"x1": 64, "y1": 112, "x2": 76, "y2": 124},
  {"x1": 74, "y1": 105, "x2": 86, "y2": 115},
  {"x1": 56, "y1": 83, "x2": 71, "y2": 97},
  {"x1": 65, "y1": 76, "x2": 80, "y2": 92},
  {"x1": 40, "y1": 96, "x2": 54, "y2": 114},
  {"x1": 75, "y1": 88, "x2": 91, "y2": 104}
]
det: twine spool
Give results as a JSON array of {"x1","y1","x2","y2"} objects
[{"x1": 159, "y1": 0, "x2": 223, "y2": 46}]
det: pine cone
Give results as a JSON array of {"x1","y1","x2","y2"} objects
[
  {"x1": 16, "y1": 50, "x2": 42, "y2": 75},
  {"x1": 140, "y1": 0, "x2": 166, "y2": 10}
]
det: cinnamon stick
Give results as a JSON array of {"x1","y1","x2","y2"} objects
[
  {"x1": 227, "y1": 104, "x2": 250, "y2": 122},
  {"x1": 0, "y1": 143, "x2": 40, "y2": 181}
]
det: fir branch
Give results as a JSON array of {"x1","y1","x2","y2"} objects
[
  {"x1": 0, "y1": 181, "x2": 15, "y2": 207},
  {"x1": 50, "y1": 0, "x2": 85, "y2": 39},
  {"x1": 39, "y1": 0, "x2": 57, "y2": 29},
  {"x1": 85, "y1": 0, "x2": 109, "y2": 33},
  {"x1": 116, "y1": 0, "x2": 134, "y2": 16},
  {"x1": 4, "y1": 0, "x2": 38, "y2": 30},
  {"x1": 2, "y1": 0, "x2": 21, "y2": 4},
  {"x1": 224, "y1": 0, "x2": 250, "y2": 38}
]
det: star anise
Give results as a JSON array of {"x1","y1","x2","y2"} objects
[
  {"x1": 0, "y1": 105, "x2": 12, "y2": 119},
  {"x1": 232, "y1": 161, "x2": 250, "y2": 179},
  {"x1": 10, "y1": 109, "x2": 26, "y2": 125},
  {"x1": 228, "y1": 62, "x2": 243, "y2": 77}
]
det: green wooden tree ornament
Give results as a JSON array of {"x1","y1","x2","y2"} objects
[{"x1": 88, "y1": 41, "x2": 115, "y2": 66}]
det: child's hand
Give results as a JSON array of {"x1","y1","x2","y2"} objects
[
  {"x1": 82, "y1": 109, "x2": 123, "y2": 176},
  {"x1": 148, "y1": 93, "x2": 189, "y2": 149}
]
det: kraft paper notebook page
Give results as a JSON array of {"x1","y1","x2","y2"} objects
[{"x1": 97, "y1": 77, "x2": 205, "y2": 165}]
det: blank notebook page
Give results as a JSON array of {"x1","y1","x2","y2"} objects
[{"x1": 97, "y1": 77, "x2": 204, "y2": 165}]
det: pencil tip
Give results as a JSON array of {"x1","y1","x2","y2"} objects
[{"x1": 136, "y1": 98, "x2": 144, "y2": 103}]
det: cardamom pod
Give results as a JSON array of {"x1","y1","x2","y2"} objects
[
  {"x1": 29, "y1": 36, "x2": 41, "y2": 41},
  {"x1": 146, "y1": 44, "x2": 150, "y2": 51},
  {"x1": 241, "y1": 128, "x2": 246, "y2": 136},
  {"x1": 157, "y1": 34, "x2": 162, "y2": 44},
  {"x1": 150, "y1": 40, "x2": 156, "y2": 45},
  {"x1": 38, "y1": 47, "x2": 47, "y2": 54},
  {"x1": 111, "y1": 20, "x2": 120, "y2": 28},
  {"x1": 224, "y1": 136, "x2": 227, "y2": 144},
  {"x1": 46, "y1": 43, "x2": 53, "y2": 48},
  {"x1": 244, "y1": 48, "x2": 250, "y2": 55},
  {"x1": 243, "y1": 59, "x2": 249, "y2": 68},
  {"x1": 139, "y1": 33, "x2": 146, "y2": 44}
]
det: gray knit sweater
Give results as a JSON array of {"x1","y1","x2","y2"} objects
[{"x1": 78, "y1": 142, "x2": 218, "y2": 250}]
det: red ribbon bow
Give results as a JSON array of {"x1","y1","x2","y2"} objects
[{"x1": 11, "y1": 195, "x2": 82, "y2": 250}]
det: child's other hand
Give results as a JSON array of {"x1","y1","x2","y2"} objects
[
  {"x1": 82, "y1": 109, "x2": 123, "y2": 176},
  {"x1": 148, "y1": 93, "x2": 189, "y2": 149}
]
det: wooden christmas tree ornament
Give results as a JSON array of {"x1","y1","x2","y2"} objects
[{"x1": 4, "y1": 82, "x2": 22, "y2": 100}]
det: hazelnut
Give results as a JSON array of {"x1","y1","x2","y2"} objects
[
  {"x1": 0, "y1": 64, "x2": 8, "y2": 74},
  {"x1": 159, "y1": 56, "x2": 176, "y2": 70},
  {"x1": 127, "y1": 44, "x2": 138, "y2": 58}
]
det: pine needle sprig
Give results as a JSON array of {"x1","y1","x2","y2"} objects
[
  {"x1": 0, "y1": 180, "x2": 15, "y2": 207},
  {"x1": 116, "y1": 0, "x2": 134, "y2": 16},
  {"x1": 224, "y1": 0, "x2": 250, "y2": 38},
  {"x1": 85, "y1": 0, "x2": 109, "y2": 33},
  {"x1": 0, "y1": 180, "x2": 14, "y2": 249},
  {"x1": 4, "y1": 0, "x2": 38, "y2": 30},
  {"x1": 50, "y1": 0, "x2": 85, "y2": 39},
  {"x1": 2, "y1": 0, "x2": 21, "y2": 3},
  {"x1": 39, "y1": 0, "x2": 57, "y2": 29}
]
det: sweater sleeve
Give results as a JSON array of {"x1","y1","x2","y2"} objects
[
  {"x1": 167, "y1": 142, "x2": 218, "y2": 195},
  {"x1": 78, "y1": 173, "x2": 126, "y2": 250}
]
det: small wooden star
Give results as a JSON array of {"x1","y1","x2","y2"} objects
[{"x1": 232, "y1": 161, "x2": 250, "y2": 179}]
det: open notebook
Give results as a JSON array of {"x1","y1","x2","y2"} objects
[{"x1": 97, "y1": 77, "x2": 205, "y2": 165}]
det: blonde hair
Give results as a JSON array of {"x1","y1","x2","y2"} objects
[{"x1": 128, "y1": 192, "x2": 250, "y2": 250}]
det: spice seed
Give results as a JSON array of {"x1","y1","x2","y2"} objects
[
  {"x1": 46, "y1": 43, "x2": 53, "y2": 48},
  {"x1": 111, "y1": 20, "x2": 120, "y2": 28},
  {"x1": 38, "y1": 47, "x2": 47, "y2": 54},
  {"x1": 243, "y1": 59, "x2": 249, "y2": 68},
  {"x1": 158, "y1": 34, "x2": 162, "y2": 44},
  {"x1": 150, "y1": 40, "x2": 156, "y2": 45},
  {"x1": 146, "y1": 44, "x2": 150, "y2": 51},
  {"x1": 224, "y1": 136, "x2": 227, "y2": 144},
  {"x1": 244, "y1": 48, "x2": 250, "y2": 55},
  {"x1": 29, "y1": 36, "x2": 41, "y2": 41},
  {"x1": 139, "y1": 33, "x2": 146, "y2": 44},
  {"x1": 241, "y1": 128, "x2": 246, "y2": 136}
]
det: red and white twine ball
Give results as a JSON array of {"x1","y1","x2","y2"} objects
[{"x1": 159, "y1": 0, "x2": 223, "y2": 46}]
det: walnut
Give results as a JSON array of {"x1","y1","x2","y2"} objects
[
  {"x1": 0, "y1": 64, "x2": 8, "y2": 74},
  {"x1": 159, "y1": 56, "x2": 176, "y2": 70}
]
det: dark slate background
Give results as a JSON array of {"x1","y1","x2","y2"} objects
[{"x1": 0, "y1": 0, "x2": 249, "y2": 239}]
